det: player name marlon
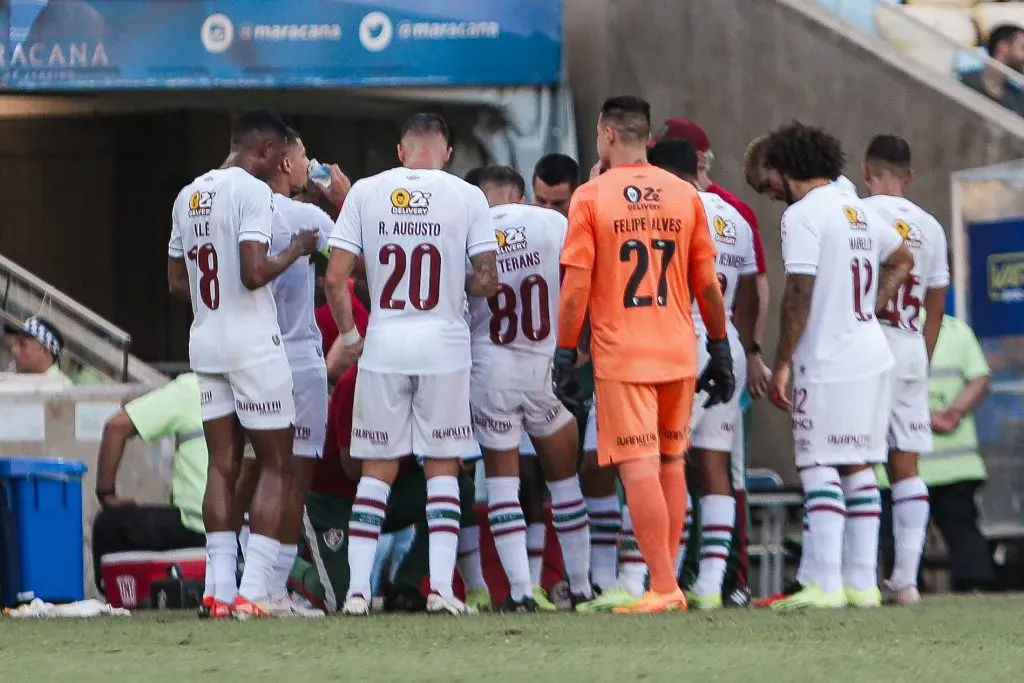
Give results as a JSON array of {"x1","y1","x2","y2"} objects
[{"x1": 613, "y1": 216, "x2": 683, "y2": 234}]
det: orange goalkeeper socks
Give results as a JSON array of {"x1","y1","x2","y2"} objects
[
  {"x1": 659, "y1": 458, "x2": 687, "y2": 576},
  {"x1": 619, "y1": 458, "x2": 676, "y2": 594}
]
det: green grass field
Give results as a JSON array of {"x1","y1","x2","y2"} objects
[{"x1": 1, "y1": 595, "x2": 1022, "y2": 682}]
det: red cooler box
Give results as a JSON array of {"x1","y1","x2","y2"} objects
[{"x1": 100, "y1": 548, "x2": 206, "y2": 609}]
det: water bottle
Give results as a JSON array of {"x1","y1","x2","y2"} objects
[{"x1": 308, "y1": 159, "x2": 331, "y2": 190}]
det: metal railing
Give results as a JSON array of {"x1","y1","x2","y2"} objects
[{"x1": 0, "y1": 253, "x2": 166, "y2": 386}]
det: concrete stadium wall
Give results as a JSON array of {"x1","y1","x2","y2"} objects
[
  {"x1": 565, "y1": 0, "x2": 1024, "y2": 481},
  {"x1": 0, "y1": 383, "x2": 166, "y2": 599}
]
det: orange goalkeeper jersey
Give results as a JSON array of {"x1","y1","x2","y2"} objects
[{"x1": 560, "y1": 162, "x2": 716, "y2": 384}]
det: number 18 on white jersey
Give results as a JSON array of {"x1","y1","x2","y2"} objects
[
  {"x1": 169, "y1": 167, "x2": 284, "y2": 374},
  {"x1": 468, "y1": 203, "x2": 567, "y2": 389},
  {"x1": 329, "y1": 167, "x2": 498, "y2": 376}
]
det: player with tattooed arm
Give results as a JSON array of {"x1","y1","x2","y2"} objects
[{"x1": 763, "y1": 122, "x2": 913, "y2": 610}]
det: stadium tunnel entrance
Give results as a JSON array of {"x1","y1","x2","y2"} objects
[{"x1": 0, "y1": 86, "x2": 576, "y2": 366}]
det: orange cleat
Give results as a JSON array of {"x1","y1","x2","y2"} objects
[
  {"x1": 753, "y1": 592, "x2": 789, "y2": 609},
  {"x1": 231, "y1": 595, "x2": 272, "y2": 620},
  {"x1": 209, "y1": 600, "x2": 233, "y2": 619},
  {"x1": 612, "y1": 588, "x2": 688, "y2": 614}
]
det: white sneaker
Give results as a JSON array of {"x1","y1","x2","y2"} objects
[
  {"x1": 342, "y1": 595, "x2": 371, "y2": 616},
  {"x1": 286, "y1": 594, "x2": 326, "y2": 618},
  {"x1": 426, "y1": 593, "x2": 476, "y2": 615},
  {"x1": 266, "y1": 596, "x2": 299, "y2": 619}
]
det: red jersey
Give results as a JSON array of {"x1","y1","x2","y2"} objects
[
  {"x1": 706, "y1": 183, "x2": 766, "y2": 275},
  {"x1": 310, "y1": 279, "x2": 374, "y2": 499}
]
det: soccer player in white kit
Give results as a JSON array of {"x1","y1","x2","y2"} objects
[
  {"x1": 760, "y1": 122, "x2": 914, "y2": 610},
  {"x1": 324, "y1": 114, "x2": 500, "y2": 616},
  {"x1": 647, "y1": 139, "x2": 765, "y2": 609},
  {"x1": 167, "y1": 110, "x2": 320, "y2": 619},
  {"x1": 862, "y1": 135, "x2": 950, "y2": 605},
  {"x1": 464, "y1": 165, "x2": 594, "y2": 611},
  {"x1": 259, "y1": 129, "x2": 349, "y2": 615}
]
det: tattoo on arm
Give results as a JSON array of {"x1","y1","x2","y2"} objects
[
  {"x1": 774, "y1": 274, "x2": 815, "y2": 368},
  {"x1": 875, "y1": 244, "x2": 913, "y2": 314},
  {"x1": 466, "y1": 251, "x2": 499, "y2": 297}
]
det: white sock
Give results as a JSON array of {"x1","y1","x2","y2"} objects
[
  {"x1": 795, "y1": 514, "x2": 816, "y2": 587},
  {"x1": 206, "y1": 531, "x2": 238, "y2": 604},
  {"x1": 800, "y1": 466, "x2": 845, "y2": 595},
  {"x1": 268, "y1": 543, "x2": 297, "y2": 601},
  {"x1": 426, "y1": 475, "x2": 461, "y2": 599},
  {"x1": 203, "y1": 551, "x2": 215, "y2": 600},
  {"x1": 617, "y1": 506, "x2": 647, "y2": 598},
  {"x1": 347, "y1": 476, "x2": 391, "y2": 600},
  {"x1": 675, "y1": 495, "x2": 692, "y2": 578},
  {"x1": 457, "y1": 526, "x2": 488, "y2": 593},
  {"x1": 238, "y1": 534, "x2": 280, "y2": 602},
  {"x1": 890, "y1": 476, "x2": 929, "y2": 590},
  {"x1": 526, "y1": 523, "x2": 546, "y2": 586},
  {"x1": 694, "y1": 494, "x2": 736, "y2": 597},
  {"x1": 486, "y1": 477, "x2": 530, "y2": 600},
  {"x1": 548, "y1": 476, "x2": 592, "y2": 598},
  {"x1": 841, "y1": 469, "x2": 882, "y2": 592},
  {"x1": 238, "y1": 522, "x2": 251, "y2": 563},
  {"x1": 586, "y1": 495, "x2": 622, "y2": 592}
]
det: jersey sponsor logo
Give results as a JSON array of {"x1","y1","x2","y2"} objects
[
  {"x1": 390, "y1": 188, "x2": 430, "y2": 215},
  {"x1": 473, "y1": 413, "x2": 513, "y2": 434},
  {"x1": 711, "y1": 215, "x2": 737, "y2": 245},
  {"x1": 792, "y1": 415, "x2": 814, "y2": 431},
  {"x1": 661, "y1": 427, "x2": 690, "y2": 442},
  {"x1": 843, "y1": 205, "x2": 868, "y2": 231},
  {"x1": 622, "y1": 185, "x2": 661, "y2": 210},
  {"x1": 235, "y1": 399, "x2": 282, "y2": 415},
  {"x1": 893, "y1": 219, "x2": 922, "y2": 248},
  {"x1": 987, "y1": 252, "x2": 1024, "y2": 302},
  {"x1": 323, "y1": 528, "x2": 346, "y2": 551},
  {"x1": 794, "y1": 436, "x2": 811, "y2": 453},
  {"x1": 495, "y1": 227, "x2": 527, "y2": 254},
  {"x1": 353, "y1": 428, "x2": 389, "y2": 445},
  {"x1": 294, "y1": 425, "x2": 312, "y2": 441},
  {"x1": 616, "y1": 431, "x2": 658, "y2": 448},
  {"x1": 826, "y1": 433, "x2": 871, "y2": 448},
  {"x1": 432, "y1": 425, "x2": 473, "y2": 441},
  {"x1": 188, "y1": 191, "x2": 215, "y2": 217}
]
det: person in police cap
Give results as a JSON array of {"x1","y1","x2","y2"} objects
[{"x1": 3, "y1": 315, "x2": 71, "y2": 386}]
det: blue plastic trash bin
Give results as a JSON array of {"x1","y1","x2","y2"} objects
[{"x1": 0, "y1": 458, "x2": 88, "y2": 606}]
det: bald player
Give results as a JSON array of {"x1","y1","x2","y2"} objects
[{"x1": 554, "y1": 96, "x2": 735, "y2": 614}]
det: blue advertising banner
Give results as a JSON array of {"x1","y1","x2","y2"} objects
[
  {"x1": 967, "y1": 216, "x2": 1024, "y2": 338},
  {"x1": 0, "y1": 0, "x2": 562, "y2": 90}
]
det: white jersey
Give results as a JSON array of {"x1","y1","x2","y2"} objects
[
  {"x1": 468, "y1": 203, "x2": 567, "y2": 389},
  {"x1": 169, "y1": 167, "x2": 282, "y2": 373},
  {"x1": 329, "y1": 167, "x2": 498, "y2": 375},
  {"x1": 832, "y1": 175, "x2": 859, "y2": 196},
  {"x1": 692, "y1": 192, "x2": 758, "y2": 337},
  {"x1": 781, "y1": 183, "x2": 902, "y2": 383},
  {"x1": 270, "y1": 194, "x2": 333, "y2": 371}
]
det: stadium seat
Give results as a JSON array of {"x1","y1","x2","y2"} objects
[
  {"x1": 975, "y1": 2, "x2": 1024, "y2": 44},
  {"x1": 877, "y1": 4, "x2": 979, "y2": 72}
]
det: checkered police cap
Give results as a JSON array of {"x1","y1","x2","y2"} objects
[{"x1": 4, "y1": 316, "x2": 64, "y2": 358}]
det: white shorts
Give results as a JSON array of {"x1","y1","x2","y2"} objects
[
  {"x1": 792, "y1": 370, "x2": 893, "y2": 469},
  {"x1": 519, "y1": 400, "x2": 596, "y2": 456},
  {"x1": 197, "y1": 357, "x2": 295, "y2": 431},
  {"x1": 470, "y1": 380, "x2": 574, "y2": 451},
  {"x1": 292, "y1": 365, "x2": 328, "y2": 459},
  {"x1": 888, "y1": 376, "x2": 933, "y2": 455},
  {"x1": 690, "y1": 339, "x2": 747, "y2": 453},
  {"x1": 351, "y1": 367, "x2": 476, "y2": 461}
]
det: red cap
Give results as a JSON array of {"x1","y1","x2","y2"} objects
[{"x1": 649, "y1": 118, "x2": 711, "y2": 152}]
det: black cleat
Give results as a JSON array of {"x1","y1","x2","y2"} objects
[
  {"x1": 724, "y1": 584, "x2": 752, "y2": 608},
  {"x1": 383, "y1": 585, "x2": 428, "y2": 613},
  {"x1": 496, "y1": 595, "x2": 538, "y2": 613}
]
